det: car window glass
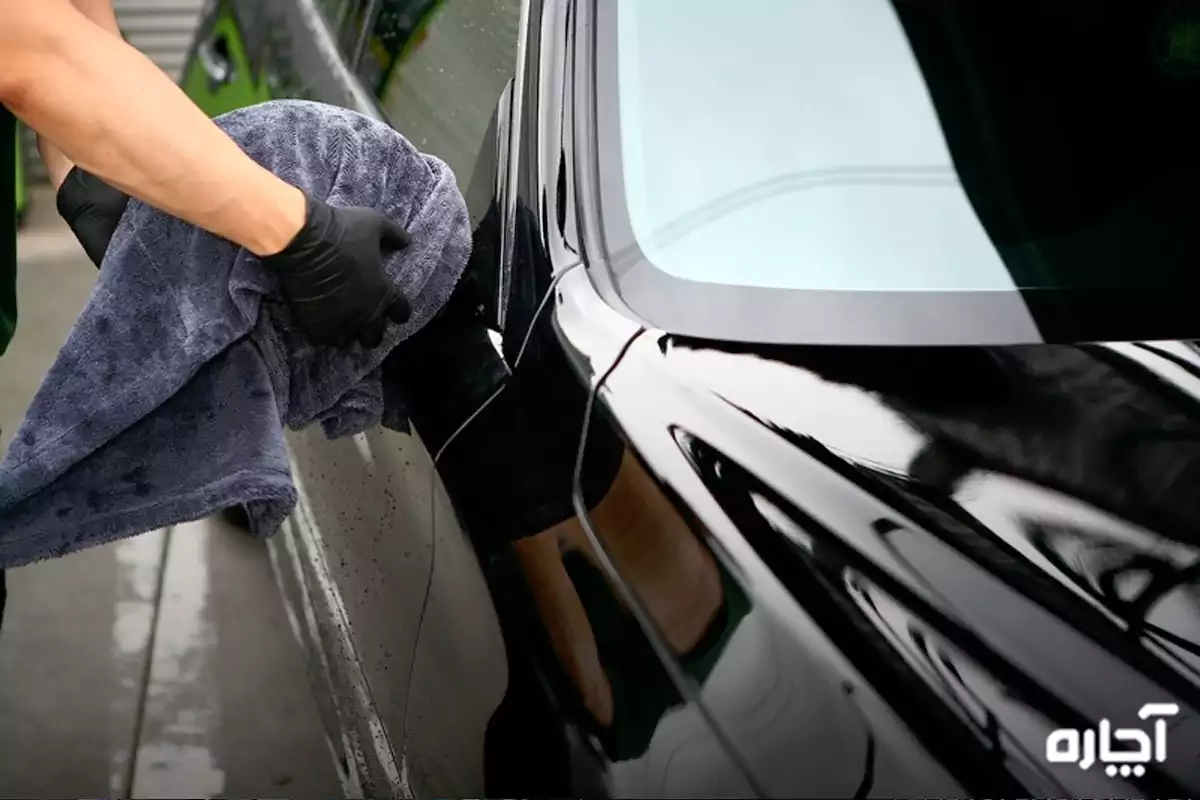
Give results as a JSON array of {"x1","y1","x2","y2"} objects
[
  {"x1": 317, "y1": 0, "x2": 349, "y2": 28},
  {"x1": 364, "y1": 0, "x2": 522, "y2": 179},
  {"x1": 593, "y1": 0, "x2": 1200, "y2": 347},
  {"x1": 337, "y1": 0, "x2": 375, "y2": 57},
  {"x1": 235, "y1": 0, "x2": 270, "y2": 78},
  {"x1": 357, "y1": 1, "x2": 437, "y2": 97}
]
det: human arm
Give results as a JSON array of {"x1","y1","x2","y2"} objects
[
  {"x1": 0, "y1": 0, "x2": 304, "y2": 257},
  {"x1": 2, "y1": 0, "x2": 412, "y2": 347},
  {"x1": 37, "y1": 0, "x2": 125, "y2": 189},
  {"x1": 67, "y1": 0, "x2": 121, "y2": 32}
]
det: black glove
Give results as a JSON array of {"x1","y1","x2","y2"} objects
[
  {"x1": 264, "y1": 194, "x2": 412, "y2": 349},
  {"x1": 56, "y1": 166, "x2": 130, "y2": 269}
]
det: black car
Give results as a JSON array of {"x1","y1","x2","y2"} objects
[{"x1": 184, "y1": 0, "x2": 1200, "y2": 796}]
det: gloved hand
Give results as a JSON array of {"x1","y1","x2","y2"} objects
[
  {"x1": 55, "y1": 166, "x2": 130, "y2": 269},
  {"x1": 264, "y1": 194, "x2": 412, "y2": 349}
]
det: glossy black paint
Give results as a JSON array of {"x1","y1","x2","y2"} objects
[
  {"x1": 569, "y1": 328, "x2": 1200, "y2": 797},
  {"x1": 546, "y1": 3, "x2": 1200, "y2": 797},
  {"x1": 235, "y1": 0, "x2": 1200, "y2": 796}
]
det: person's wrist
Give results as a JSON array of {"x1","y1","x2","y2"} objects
[{"x1": 247, "y1": 182, "x2": 308, "y2": 258}]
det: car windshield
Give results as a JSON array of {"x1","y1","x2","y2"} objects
[{"x1": 591, "y1": 0, "x2": 1200, "y2": 345}]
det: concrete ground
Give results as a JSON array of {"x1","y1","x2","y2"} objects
[{"x1": 0, "y1": 188, "x2": 342, "y2": 799}]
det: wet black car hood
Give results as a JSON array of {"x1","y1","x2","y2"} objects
[{"x1": 626, "y1": 332, "x2": 1200, "y2": 797}]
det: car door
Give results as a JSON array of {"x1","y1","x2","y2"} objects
[
  {"x1": 181, "y1": 1, "x2": 517, "y2": 794},
  {"x1": 344, "y1": 3, "x2": 528, "y2": 795},
  {"x1": 270, "y1": 0, "x2": 520, "y2": 797}
]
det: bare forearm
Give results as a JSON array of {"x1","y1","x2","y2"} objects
[
  {"x1": 71, "y1": 0, "x2": 122, "y2": 36},
  {"x1": 1, "y1": 1, "x2": 304, "y2": 256},
  {"x1": 38, "y1": 0, "x2": 133, "y2": 187}
]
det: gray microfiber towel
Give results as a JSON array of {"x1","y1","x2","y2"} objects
[{"x1": 0, "y1": 99, "x2": 471, "y2": 569}]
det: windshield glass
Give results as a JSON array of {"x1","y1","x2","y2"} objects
[{"x1": 592, "y1": 0, "x2": 1200, "y2": 344}]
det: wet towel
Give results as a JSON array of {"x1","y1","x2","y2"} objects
[{"x1": 0, "y1": 100, "x2": 471, "y2": 569}]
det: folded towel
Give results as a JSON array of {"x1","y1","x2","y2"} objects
[{"x1": 0, "y1": 99, "x2": 471, "y2": 569}]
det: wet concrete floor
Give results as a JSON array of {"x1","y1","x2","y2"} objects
[{"x1": 0, "y1": 189, "x2": 341, "y2": 798}]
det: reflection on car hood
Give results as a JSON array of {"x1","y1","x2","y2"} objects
[{"x1": 655, "y1": 335, "x2": 1200, "y2": 797}]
